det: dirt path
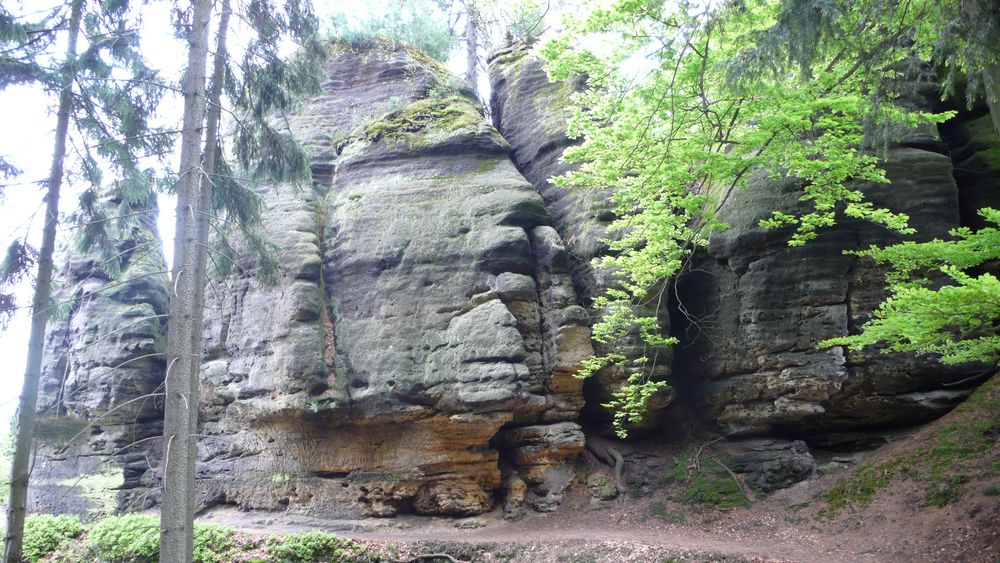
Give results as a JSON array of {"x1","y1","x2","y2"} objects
[{"x1": 199, "y1": 453, "x2": 999, "y2": 563}]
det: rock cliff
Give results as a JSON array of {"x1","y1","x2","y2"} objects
[
  {"x1": 193, "y1": 41, "x2": 592, "y2": 518},
  {"x1": 28, "y1": 42, "x2": 998, "y2": 520},
  {"x1": 31, "y1": 197, "x2": 167, "y2": 517},
  {"x1": 488, "y1": 47, "x2": 674, "y2": 434},
  {"x1": 488, "y1": 45, "x2": 997, "y2": 446}
]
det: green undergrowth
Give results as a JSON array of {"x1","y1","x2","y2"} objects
[
  {"x1": 267, "y1": 530, "x2": 366, "y2": 562},
  {"x1": 24, "y1": 513, "x2": 381, "y2": 563},
  {"x1": 22, "y1": 514, "x2": 83, "y2": 562},
  {"x1": 659, "y1": 453, "x2": 750, "y2": 509},
  {"x1": 820, "y1": 374, "x2": 999, "y2": 518}
]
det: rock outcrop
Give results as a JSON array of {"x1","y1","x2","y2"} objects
[
  {"x1": 672, "y1": 84, "x2": 993, "y2": 443},
  {"x1": 489, "y1": 45, "x2": 674, "y2": 433},
  {"x1": 31, "y1": 198, "x2": 167, "y2": 517},
  {"x1": 29, "y1": 41, "x2": 999, "y2": 520},
  {"x1": 488, "y1": 46, "x2": 995, "y2": 447},
  {"x1": 193, "y1": 41, "x2": 591, "y2": 518}
]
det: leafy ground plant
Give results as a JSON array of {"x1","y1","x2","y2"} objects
[
  {"x1": 22, "y1": 514, "x2": 83, "y2": 561},
  {"x1": 660, "y1": 454, "x2": 749, "y2": 509},
  {"x1": 87, "y1": 514, "x2": 236, "y2": 562},
  {"x1": 266, "y1": 530, "x2": 364, "y2": 562},
  {"x1": 87, "y1": 514, "x2": 159, "y2": 561}
]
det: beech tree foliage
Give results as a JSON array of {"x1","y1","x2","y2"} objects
[
  {"x1": 824, "y1": 208, "x2": 1000, "y2": 366},
  {"x1": 541, "y1": 0, "x2": 999, "y2": 436}
]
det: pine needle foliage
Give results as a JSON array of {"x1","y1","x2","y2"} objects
[
  {"x1": 198, "y1": 0, "x2": 325, "y2": 284},
  {"x1": 541, "y1": 0, "x2": 975, "y2": 436},
  {"x1": 44, "y1": 0, "x2": 174, "y2": 278},
  {"x1": 0, "y1": 240, "x2": 38, "y2": 330}
]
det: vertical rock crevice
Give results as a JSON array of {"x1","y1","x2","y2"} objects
[{"x1": 488, "y1": 44, "x2": 675, "y2": 436}]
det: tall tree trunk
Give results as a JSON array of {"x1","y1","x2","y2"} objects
[
  {"x1": 190, "y1": 0, "x2": 231, "y2": 394},
  {"x1": 160, "y1": 0, "x2": 212, "y2": 560},
  {"x1": 464, "y1": 0, "x2": 479, "y2": 100},
  {"x1": 3, "y1": 0, "x2": 84, "y2": 560}
]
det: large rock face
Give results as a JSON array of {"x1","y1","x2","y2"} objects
[
  {"x1": 489, "y1": 45, "x2": 674, "y2": 433},
  {"x1": 30, "y1": 42, "x2": 998, "y2": 518},
  {"x1": 488, "y1": 46, "x2": 995, "y2": 445},
  {"x1": 194, "y1": 42, "x2": 591, "y2": 517},
  {"x1": 673, "y1": 161, "x2": 984, "y2": 441},
  {"x1": 671, "y1": 80, "x2": 994, "y2": 442},
  {"x1": 31, "y1": 200, "x2": 167, "y2": 517}
]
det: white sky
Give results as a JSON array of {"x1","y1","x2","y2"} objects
[{"x1": 0, "y1": 0, "x2": 527, "y2": 429}]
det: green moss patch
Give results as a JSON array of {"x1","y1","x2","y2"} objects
[
  {"x1": 491, "y1": 47, "x2": 530, "y2": 69},
  {"x1": 659, "y1": 454, "x2": 750, "y2": 509},
  {"x1": 362, "y1": 96, "x2": 481, "y2": 146}
]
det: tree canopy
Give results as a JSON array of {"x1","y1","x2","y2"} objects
[
  {"x1": 541, "y1": 0, "x2": 1000, "y2": 436},
  {"x1": 326, "y1": 0, "x2": 458, "y2": 62}
]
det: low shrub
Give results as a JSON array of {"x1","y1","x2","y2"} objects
[
  {"x1": 266, "y1": 530, "x2": 362, "y2": 562},
  {"x1": 660, "y1": 455, "x2": 749, "y2": 509},
  {"x1": 88, "y1": 514, "x2": 159, "y2": 562},
  {"x1": 193, "y1": 524, "x2": 236, "y2": 563},
  {"x1": 87, "y1": 514, "x2": 235, "y2": 563},
  {"x1": 22, "y1": 514, "x2": 83, "y2": 561}
]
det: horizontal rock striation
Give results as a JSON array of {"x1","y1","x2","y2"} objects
[
  {"x1": 488, "y1": 45, "x2": 674, "y2": 434},
  {"x1": 490, "y1": 46, "x2": 995, "y2": 446},
  {"x1": 196, "y1": 41, "x2": 591, "y2": 517},
  {"x1": 673, "y1": 85, "x2": 991, "y2": 442},
  {"x1": 30, "y1": 198, "x2": 168, "y2": 517}
]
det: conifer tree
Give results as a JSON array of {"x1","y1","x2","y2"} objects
[
  {"x1": 0, "y1": 1, "x2": 168, "y2": 559},
  {"x1": 159, "y1": 1, "x2": 323, "y2": 559},
  {"x1": 463, "y1": 0, "x2": 480, "y2": 97}
]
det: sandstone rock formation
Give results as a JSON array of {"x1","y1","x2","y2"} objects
[
  {"x1": 672, "y1": 89, "x2": 993, "y2": 444},
  {"x1": 28, "y1": 42, "x2": 999, "y2": 520},
  {"x1": 31, "y1": 198, "x2": 167, "y2": 517},
  {"x1": 488, "y1": 46, "x2": 996, "y2": 447},
  {"x1": 193, "y1": 41, "x2": 591, "y2": 518},
  {"x1": 489, "y1": 46, "x2": 674, "y2": 433}
]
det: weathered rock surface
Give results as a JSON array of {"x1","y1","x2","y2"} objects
[
  {"x1": 672, "y1": 89, "x2": 990, "y2": 440},
  {"x1": 195, "y1": 42, "x2": 592, "y2": 517},
  {"x1": 727, "y1": 439, "x2": 815, "y2": 493},
  {"x1": 489, "y1": 45, "x2": 674, "y2": 433},
  {"x1": 30, "y1": 199, "x2": 167, "y2": 517},
  {"x1": 29, "y1": 42, "x2": 1000, "y2": 518},
  {"x1": 490, "y1": 47, "x2": 994, "y2": 445},
  {"x1": 940, "y1": 104, "x2": 1000, "y2": 229}
]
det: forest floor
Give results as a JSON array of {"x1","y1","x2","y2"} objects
[{"x1": 199, "y1": 377, "x2": 1000, "y2": 563}]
